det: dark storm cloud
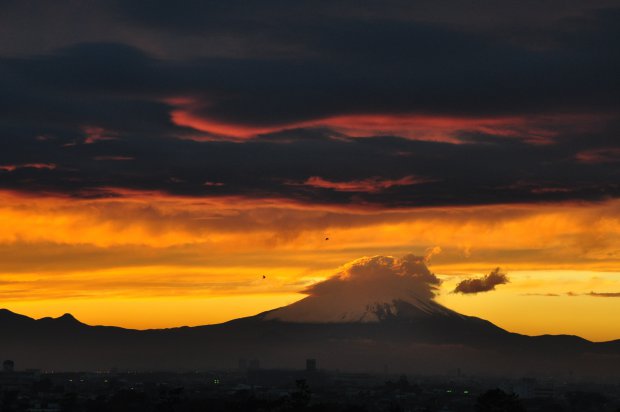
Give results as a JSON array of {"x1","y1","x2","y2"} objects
[
  {"x1": 0, "y1": 1, "x2": 618, "y2": 206},
  {"x1": 3, "y1": 9, "x2": 620, "y2": 127},
  {"x1": 99, "y1": 1, "x2": 620, "y2": 126},
  {"x1": 107, "y1": 1, "x2": 619, "y2": 42},
  {"x1": 453, "y1": 268, "x2": 509, "y2": 294}
]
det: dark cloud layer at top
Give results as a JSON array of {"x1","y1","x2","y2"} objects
[
  {"x1": 0, "y1": 1, "x2": 619, "y2": 207},
  {"x1": 4, "y1": 16, "x2": 620, "y2": 127}
]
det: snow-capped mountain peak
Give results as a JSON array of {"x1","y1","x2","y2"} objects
[{"x1": 265, "y1": 254, "x2": 456, "y2": 323}]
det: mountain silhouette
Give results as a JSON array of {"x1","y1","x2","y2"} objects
[
  {"x1": 1, "y1": 255, "x2": 619, "y2": 375},
  {"x1": 1, "y1": 305, "x2": 619, "y2": 376}
]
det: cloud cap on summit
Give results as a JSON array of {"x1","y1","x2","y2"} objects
[{"x1": 265, "y1": 254, "x2": 452, "y2": 323}]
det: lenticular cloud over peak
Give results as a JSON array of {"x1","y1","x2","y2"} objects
[
  {"x1": 265, "y1": 254, "x2": 455, "y2": 323},
  {"x1": 308, "y1": 254, "x2": 441, "y2": 300}
]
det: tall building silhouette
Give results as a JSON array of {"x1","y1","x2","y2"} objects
[
  {"x1": 3, "y1": 359, "x2": 14, "y2": 373},
  {"x1": 306, "y1": 358, "x2": 317, "y2": 372}
]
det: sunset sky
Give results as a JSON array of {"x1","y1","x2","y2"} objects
[{"x1": 1, "y1": 1, "x2": 620, "y2": 341}]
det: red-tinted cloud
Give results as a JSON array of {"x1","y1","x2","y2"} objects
[
  {"x1": 170, "y1": 104, "x2": 555, "y2": 144},
  {"x1": 575, "y1": 148, "x2": 620, "y2": 164},
  {"x1": 300, "y1": 175, "x2": 432, "y2": 193},
  {"x1": 0, "y1": 163, "x2": 57, "y2": 172}
]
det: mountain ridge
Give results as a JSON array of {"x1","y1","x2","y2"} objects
[
  {"x1": 1, "y1": 305, "x2": 619, "y2": 376},
  {"x1": 0, "y1": 306, "x2": 602, "y2": 343}
]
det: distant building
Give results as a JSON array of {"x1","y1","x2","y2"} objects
[
  {"x1": 306, "y1": 358, "x2": 317, "y2": 372},
  {"x1": 248, "y1": 359, "x2": 260, "y2": 370},
  {"x1": 238, "y1": 358, "x2": 248, "y2": 372},
  {"x1": 3, "y1": 359, "x2": 14, "y2": 372},
  {"x1": 513, "y1": 377, "x2": 556, "y2": 399},
  {"x1": 0, "y1": 361, "x2": 39, "y2": 393}
]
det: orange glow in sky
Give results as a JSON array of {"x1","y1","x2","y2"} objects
[{"x1": 1, "y1": 189, "x2": 620, "y2": 340}]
